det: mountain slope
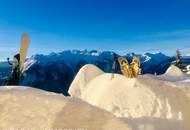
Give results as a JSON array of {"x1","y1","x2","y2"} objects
[
  {"x1": 1, "y1": 50, "x2": 189, "y2": 95},
  {"x1": 21, "y1": 50, "x2": 172, "y2": 95}
]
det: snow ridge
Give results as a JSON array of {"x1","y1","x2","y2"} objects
[{"x1": 69, "y1": 64, "x2": 190, "y2": 130}]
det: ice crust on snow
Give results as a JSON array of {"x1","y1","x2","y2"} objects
[
  {"x1": 69, "y1": 64, "x2": 190, "y2": 130},
  {"x1": 0, "y1": 86, "x2": 131, "y2": 130}
]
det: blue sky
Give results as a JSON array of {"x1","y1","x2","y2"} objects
[{"x1": 0, "y1": 0, "x2": 190, "y2": 60}]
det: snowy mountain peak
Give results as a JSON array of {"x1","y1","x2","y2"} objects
[
  {"x1": 143, "y1": 52, "x2": 166, "y2": 57},
  {"x1": 89, "y1": 50, "x2": 101, "y2": 56},
  {"x1": 26, "y1": 50, "x2": 172, "y2": 70}
]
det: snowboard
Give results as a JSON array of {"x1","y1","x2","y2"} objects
[{"x1": 19, "y1": 34, "x2": 30, "y2": 73}]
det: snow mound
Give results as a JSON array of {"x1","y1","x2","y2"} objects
[
  {"x1": 69, "y1": 64, "x2": 190, "y2": 130},
  {"x1": 186, "y1": 65, "x2": 190, "y2": 72},
  {"x1": 165, "y1": 65, "x2": 184, "y2": 77},
  {"x1": 0, "y1": 86, "x2": 131, "y2": 130},
  {"x1": 69, "y1": 64, "x2": 104, "y2": 97}
]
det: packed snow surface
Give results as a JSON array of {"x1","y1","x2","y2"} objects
[
  {"x1": 1, "y1": 63, "x2": 190, "y2": 130},
  {"x1": 69, "y1": 64, "x2": 104, "y2": 97},
  {"x1": 69, "y1": 64, "x2": 190, "y2": 130},
  {"x1": 165, "y1": 65, "x2": 184, "y2": 77},
  {"x1": 0, "y1": 86, "x2": 131, "y2": 130}
]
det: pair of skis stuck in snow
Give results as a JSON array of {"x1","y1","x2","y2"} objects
[
  {"x1": 112, "y1": 56, "x2": 141, "y2": 79},
  {"x1": 5, "y1": 34, "x2": 30, "y2": 85}
]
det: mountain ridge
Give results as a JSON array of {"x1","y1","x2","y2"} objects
[{"x1": 1, "y1": 49, "x2": 189, "y2": 95}]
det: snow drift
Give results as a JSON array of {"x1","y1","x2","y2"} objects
[
  {"x1": 0, "y1": 86, "x2": 131, "y2": 130},
  {"x1": 165, "y1": 65, "x2": 184, "y2": 77},
  {"x1": 69, "y1": 64, "x2": 104, "y2": 97},
  {"x1": 69, "y1": 64, "x2": 190, "y2": 130}
]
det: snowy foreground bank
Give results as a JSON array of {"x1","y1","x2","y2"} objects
[
  {"x1": 0, "y1": 86, "x2": 131, "y2": 130},
  {"x1": 1, "y1": 64, "x2": 190, "y2": 130}
]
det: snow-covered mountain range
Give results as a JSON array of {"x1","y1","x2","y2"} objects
[
  {"x1": 0, "y1": 50, "x2": 190, "y2": 95},
  {"x1": 24, "y1": 50, "x2": 172, "y2": 74}
]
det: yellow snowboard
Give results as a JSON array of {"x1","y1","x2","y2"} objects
[{"x1": 19, "y1": 34, "x2": 30, "y2": 72}]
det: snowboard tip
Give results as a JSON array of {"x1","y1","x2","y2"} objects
[{"x1": 21, "y1": 33, "x2": 30, "y2": 44}]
